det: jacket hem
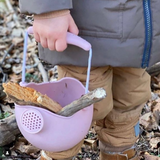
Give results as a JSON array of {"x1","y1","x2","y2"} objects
[{"x1": 19, "y1": 0, "x2": 73, "y2": 14}]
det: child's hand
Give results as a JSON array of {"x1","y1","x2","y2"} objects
[{"x1": 33, "y1": 12, "x2": 79, "y2": 52}]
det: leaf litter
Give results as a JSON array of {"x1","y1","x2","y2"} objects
[{"x1": 0, "y1": 0, "x2": 160, "y2": 160}]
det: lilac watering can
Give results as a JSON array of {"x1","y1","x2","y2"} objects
[{"x1": 15, "y1": 27, "x2": 93, "y2": 152}]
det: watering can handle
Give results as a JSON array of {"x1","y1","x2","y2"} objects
[
  {"x1": 22, "y1": 27, "x2": 92, "y2": 94},
  {"x1": 27, "y1": 27, "x2": 91, "y2": 51}
]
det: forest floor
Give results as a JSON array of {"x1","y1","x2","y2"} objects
[{"x1": 0, "y1": 0, "x2": 160, "y2": 159}]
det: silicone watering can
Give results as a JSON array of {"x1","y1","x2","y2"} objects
[{"x1": 15, "y1": 27, "x2": 93, "y2": 152}]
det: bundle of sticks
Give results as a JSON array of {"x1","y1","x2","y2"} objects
[{"x1": 3, "y1": 82, "x2": 106, "y2": 117}]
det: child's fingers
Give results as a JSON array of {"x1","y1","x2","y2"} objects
[
  {"x1": 48, "y1": 39, "x2": 56, "y2": 51},
  {"x1": 34, "y1": 32, "x2": 40, "y2": 43},
  {"x1": 55, "y1": 37, "x2": 67, "y2": 52},
  {"x1": 68, "y1": 17, "x2": 79, "y2": 35},
  {"x1": 40, "y1": 38, "x2": 48, "y2": 48}
]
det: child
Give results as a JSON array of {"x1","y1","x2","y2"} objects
[{"x1": 19, "y1": 0, "x2": 160, "y2": 159}]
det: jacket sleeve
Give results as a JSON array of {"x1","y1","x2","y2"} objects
[{"x1": 19, "y1": 0, "x2": 73, "y2": 14}]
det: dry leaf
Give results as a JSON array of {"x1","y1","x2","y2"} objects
[
  {"x1": 155, "y1": 90, "x2": 160, "y2": 96},
  {"x1": 156, "y1": 98, "x2": 160, "y2": 103},
  {"x1": 1, "y1": 104, "x2": 14, "y2": 114},
  {"x1": 0, "y1": 1, "x2": 8, "y2": 13},
  {"x1": 12, "y1": 37, "x2": 23, "y2": 46},
  {"x1": 0, "y1": 27, "x2": 11, "y2": 36},
  {"x1": 11, "y1": 28, "x2": 22, "y2": 37},
  {"x1": 9, "y1": 73, "x2": 22, "y2": 83},
  {"x1": 12, "y1": 64, "x2": 22, "y2": 74},
  {"x1": 144, "y1": 152, "x2": 160, "y2": 160},
  {"x1": 0, "y1": 45, "x2": 7, "y2": 50},
  {"x1": 146, "y1": 131, "x2": 154, "y2": 139},
  {"x1": 21, "y1": 144, "x2": 40, "y2": 154},
  {"x1": 4, "y1": 14, "x2": 13, "y2": 23},
  {"x1": 140, "y1": 112, "x2": 158, "y2": 131},
  {"x1": 150, "y1": 137, "x2": 160, "y2": 149},
  {"x1": 13, "y1": 140, "x2": 40, "y2": 154},
  {"x1": 27, "y1": 42, "x2": 36, "y2": 50},
  {"x1": 6, "y1": 21, "x2": 15, "y2": 29},
  {"x1": 153, "y1": 102, "x2": 160, "y2": 124}
]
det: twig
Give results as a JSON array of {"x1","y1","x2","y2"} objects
[
  {"x1": 0, "y1": 44, "x2": 14, "y2": 66},
  {"x1": 5, "y1": 0, "x2": 20, "y2": 27},
  {"x1": 4, "y1": 83, "x2": 106, "y2": 117},
  {"x1": 0, "y1": 44, "x2": 14, "y2": 83},
  {"x1": 25, "y1": 63, "x2": 38, "y2": 69},
  {"x1": 30, "y1": 52, "x2": 48, "y2": 82},
  {"x1": 58, "y1": 88, "x2": 106, "y2": 116},
  {"x1": 0, "y1": 67, "x2": 7, "y2": 83},
  {"x1": 5, "y1": 0, "x2": 31, "y2": 43}
]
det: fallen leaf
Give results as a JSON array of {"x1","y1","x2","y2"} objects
[
  {"x1": 11, "y1": 28, "x2": 22, "y2": 37},
  {"x1": 9, "y1": 73, "x2": 22, "y2": 83},
  {"x1": 12, "y1": 64, "x2": 22, "y2": 74},
  {"x1": 150, "y1": 137, "x2": 160, "y2": 149},
  {"x1": 153, "y1": 102, "x2": 160, "y2": 124},
  {"x1": 12, "y1": 37, "x2": 23, "y2": 46},
  {"x1": 144, "y1": 152, "x2": 160, "y2": 160},
  {"x1": 140, "y1": 112, "x2": 158, "y2": 131},
  {"x1": 0, "y1": 45, "x2": 7, "y2": 50}
]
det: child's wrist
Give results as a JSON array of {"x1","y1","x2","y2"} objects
[{"x1": 34, "y1": 10, "x2": 70, "y2": 20}]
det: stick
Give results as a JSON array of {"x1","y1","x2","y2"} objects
[
  {"x1": 3, "y1": 82, "x2": 62, "y2": 113},
  {"x1": 0, "y1": 44, "x2": 14, "y2": 66},
  {"x1": 31, "y1": 52, "x2": 48, "y2": 82},
  {"x1": 58, "y1": 88, "x2": 106, "y2": 117},
  {"x1": 3, "y1": 82, "x2": 106, "y2": 117},
  {"x1": 5, "y1": 0, "x2": 31, "y2": 43}
]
